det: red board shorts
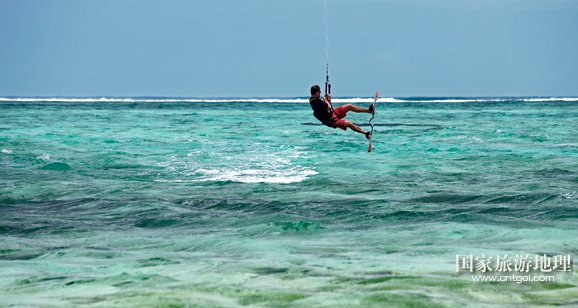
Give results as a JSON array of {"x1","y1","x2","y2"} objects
[{"x1": 328, "y1": 106, "x2": 348, "y2": 130}]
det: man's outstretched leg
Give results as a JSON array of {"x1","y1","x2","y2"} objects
[
  {"x1": 341, "y1": 103, "x2": 374, "y2": 114},
  {"x1": 345, "y1": 121, "x2": 371, "y2": 139}
]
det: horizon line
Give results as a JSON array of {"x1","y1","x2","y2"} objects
[{"x1": 1, "y1": 95, "x2": 578, "y2": 99}]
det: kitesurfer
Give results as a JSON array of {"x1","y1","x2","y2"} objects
[{"x1": 308, "y1": 84, "x2": 374, "y2": 139}]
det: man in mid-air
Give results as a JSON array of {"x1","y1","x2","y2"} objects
[{"x1": 308, "y1": 84, "x2": 374, "y2": 139}]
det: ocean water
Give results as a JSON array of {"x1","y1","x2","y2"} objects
[{"x1": 0, "y1": 97, "x2": 577, "y2": 307}]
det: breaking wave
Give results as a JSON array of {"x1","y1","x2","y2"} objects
[{"x1": 1, "y1": 96, "x2": 577, "y2": 104}]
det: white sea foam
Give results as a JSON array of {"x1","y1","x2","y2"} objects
[
  {"x1": 559, "y1": 191, "x2": 576, "y2": 199},
  {"x1": 0, "y1": 97, "x2": 310, "y2": 103},
  {"x1": 37, "y1": 153, "x2": 50, "y2": 161},
  {"x1": 0, "y1": 97, "x2": 362, "y2": 103},
  {"x1": 1, "y1": 149, "x2": 12, "y2": 154},
  {"x1": 156, "y1": 145, "x2": 316, "y2": 184},
  {"x1": 156, "y1": 167, "x2": 317, "y2": 184},
  {"x1": 190, "y1": 168, "x2": 318, "y2": 184},
  {"x1": 551, "y1": 143, "x2": 578, "y2": 148},
  {"x1": 2, "y1": 96, "x2": 577, "y2": 104}
]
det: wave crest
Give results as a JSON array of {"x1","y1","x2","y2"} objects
[{"x1": 2, "y1": 96, "x2": 577, "y2": 104}]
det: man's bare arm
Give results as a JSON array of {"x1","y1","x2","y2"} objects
[{"x1": 323, "y1": 94, "x2": 332, "y2": 111}]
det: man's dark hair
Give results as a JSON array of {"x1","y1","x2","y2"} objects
[{"x1": 310, "y1": 84, "x2": 321, "y2": 96}]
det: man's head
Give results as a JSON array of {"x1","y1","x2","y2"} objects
[{"x1": 310, "y1": 84, "x2": 321, "y2": 97}]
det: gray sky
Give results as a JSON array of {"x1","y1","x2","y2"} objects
[{"x1": 1, "y1": 0, "x2": 577, "y2": 97}]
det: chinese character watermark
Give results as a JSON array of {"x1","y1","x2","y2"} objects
[{"x1": 456, "y1": 254, "x2": 572, "y2": 274}]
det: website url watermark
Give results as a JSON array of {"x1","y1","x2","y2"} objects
[
  {"x1": 456, "y1": 254, "x2": 572, "y2": 283},
  {"x1": 471, "y1": 274, "x2": 555, "y2": 284}
]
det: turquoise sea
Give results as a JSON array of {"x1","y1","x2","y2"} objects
[{"x1": 1, "y1": 97, "x2": 577, "y2": 307}]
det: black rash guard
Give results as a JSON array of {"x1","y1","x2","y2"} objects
[{"x1": 309, "y1": 97, "x2": 332, "y2": 125}]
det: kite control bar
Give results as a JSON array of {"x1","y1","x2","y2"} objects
[
  {"x1": 324, "y1": 63, "x2": 335, "y2": 115},
  {"x1": 325, "y1": 64, "x2": 331, "y2": 96}
]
